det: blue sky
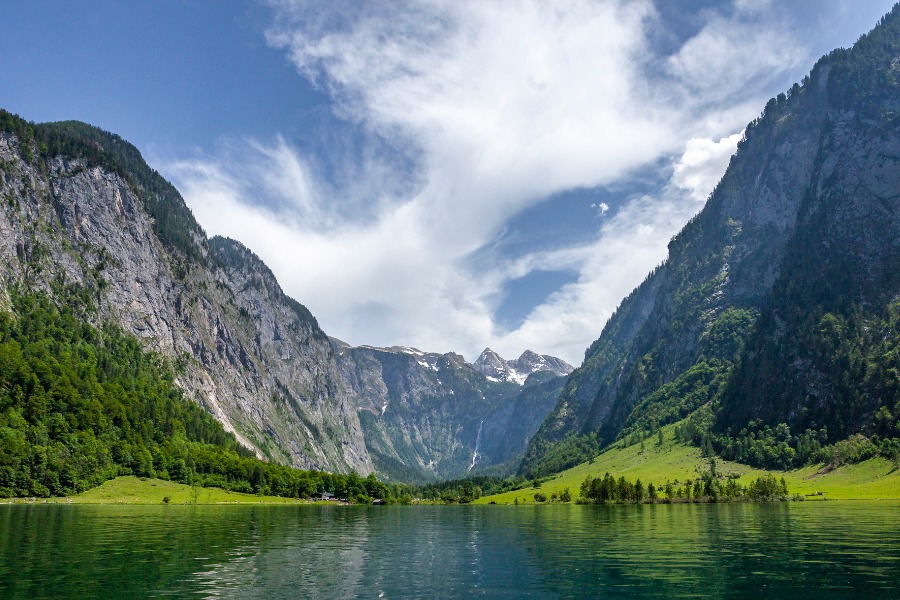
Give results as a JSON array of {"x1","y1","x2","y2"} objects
[{"x1": 2, "y1": 0, "x2": 895, "y2": 364}]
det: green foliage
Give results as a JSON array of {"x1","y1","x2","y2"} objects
[
  {"x1": 416, "y1": 475, "x2": 518, "y2": 503},
  {"x1": 719, "y1": 301, "x2": 900, "y2": 443},
  {"x1": 746, "y1": 474, "x2": 789, "y2": 501},
  {"x1": 522, "y1": 6, "x2": 900, "y2": 481},
  {"x1": 0, "y1": 289, "x2": 393, "y2": 501},
  {"x1": 519, "y1": 432, "x2": 600, "y2": 479},
  {"x1": 580, "y1": 473, "x2": 645, "y2": 503},
  {"x1": 621, "y1": 308, "x2": 759, "y2": 441},
  {"x1": 676, "y1": 407, "x2": 899, "y2": 472},
  {"x1": 579, "y1": 470, "x2": 790, "y2": 504},
  {"x1": 697, "y1": 308, "x2": 759, "y2": 362},
  {"x1": 621, "y1": 361, "x2": 729, "y2": 441}
]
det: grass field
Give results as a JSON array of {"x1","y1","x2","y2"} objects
[
  {"x1": 475, "y1": 424, "x2": 900, "y2": 504},
  {"x1": 2, "y1": 476, "x2": 312, "y2": 505}
]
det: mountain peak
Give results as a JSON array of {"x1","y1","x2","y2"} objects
[{"x1": 473, "y1": 348, "x2": 574, "y2": 385}]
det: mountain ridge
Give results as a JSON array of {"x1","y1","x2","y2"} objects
[{"x1": 521, "y1": 5, "x2": 900, "y2": 477}]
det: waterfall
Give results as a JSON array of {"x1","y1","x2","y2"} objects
[{"x1": 468, "y1": 420, "x2": 484, "y2": 472}]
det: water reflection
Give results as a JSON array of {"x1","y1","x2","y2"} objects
[{"x1": 1, "y1": 502, "x2": 897, "y2": 598}]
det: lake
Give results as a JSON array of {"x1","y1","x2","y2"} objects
[{"x1": 1, "y1": 502, "x2": 898, "y2": 598}]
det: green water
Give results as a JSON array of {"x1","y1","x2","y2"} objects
[{"x1": 1, "y1": 502, "x2": 897, "y2": 598}]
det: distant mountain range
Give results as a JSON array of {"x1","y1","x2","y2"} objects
[{"x1": 330, "y1": 341, "x2": 568, "y2": 481}]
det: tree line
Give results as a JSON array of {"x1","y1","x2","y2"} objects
[{"x1": 578, "y1": 470, "x2": 793, "y2": 504}]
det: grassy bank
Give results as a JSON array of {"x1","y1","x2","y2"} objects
[
  {"x1": 475, "y1": 424, "x2": 900, "y2": 504},
  {"x1": 1, "y1": 476, "x2": 314, "y2": 505}
]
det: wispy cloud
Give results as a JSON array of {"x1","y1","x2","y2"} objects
[{"x1": 167, "y1": 0, "x2": 822, "y2": 364}]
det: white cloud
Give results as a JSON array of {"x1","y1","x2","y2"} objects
[
  {"x1": 672, "y1": 133, "x2": 742, "y2": 202},
  {"x1": 592, "y1": 202, "x2": 611, "y2": 216},
  {"x1": 667, "y1": 4, "x2": 806, "y2": 104},
  {"x1": 476, "y1": 135, "x2": 741, "y2": 362},
  {"x1": 167, "y1": 0, "x2": 822, "y2": 365}
]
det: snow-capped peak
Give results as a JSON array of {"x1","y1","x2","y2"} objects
[{"x1": 472, "y1": 348, "x2": 574, "y2": 385}]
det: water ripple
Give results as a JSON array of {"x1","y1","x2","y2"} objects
[{"x1": 0, "y1": 502, "x2": 898, "y2": 598}]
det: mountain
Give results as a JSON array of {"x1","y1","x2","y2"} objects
[
  {"x1": 0, "y1": 115, "x2": 372, "y2": 475},
  {"x1": 332, "y1": 341, "x2": 566, "y2": 481},
  {"x1": 522, "y1": 6, "x2": 900, "y2": 477},
  {"x1": 0, "y1": 112, "x2": 565, "y2": 481},
  {"x1": 472, "y1": 348, "x2": 574, "y2": 385}
]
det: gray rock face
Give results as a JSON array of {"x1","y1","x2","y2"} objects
[
  {"x1": 0, "y1": 132, "x2": 372, "y2": 475},
  {"x1": 522, "y1": 11, "x2": 900, "y2": 476},
  {"x1": 472, "y1": 348, "x2": 573, "y2": 385},
  {"x1": 332, "y1": 342, "x2": 564, "y2": 481}
]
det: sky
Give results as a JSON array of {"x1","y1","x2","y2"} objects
[{"x1": 2, "y1": 0, "x2": 895, "y2": 365}]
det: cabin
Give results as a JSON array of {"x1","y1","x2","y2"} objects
[{"x1": 312, "y1": 492, "x2": 335, "y2": 501}]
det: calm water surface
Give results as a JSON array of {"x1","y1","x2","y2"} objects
[{"x1": 1, "y1": 502, "x2": 898, "y2": 598}]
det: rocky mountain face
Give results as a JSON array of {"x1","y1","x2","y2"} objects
[
  {"x1": 521, "y1": 8, "x2": 900, "y2": 477},
  {"x1": 0, "y1": 114, "x2": 568, "y2": 482},
  {"x1": 472, "y1": 348, "x2": 574, "y2": 384},
  {"x1": 332, "y1": 342, "x2": 566, "y2": 481},
  {"x1": 0, "y1": 117, "x2": 372, "y2": 475}
]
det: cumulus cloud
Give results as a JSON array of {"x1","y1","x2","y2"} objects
[
  {"x1": 167, "y1": 0, "x2": 821, "y2": 365},
  {"x1": 671, "y1": 133, "x2": 743, "y2": 202}
]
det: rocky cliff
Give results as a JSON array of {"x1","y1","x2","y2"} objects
[
  {"x1": 0, "y1": 117, "x2": 372, "y2": 474},
  {"x1": 332, "y1": 342, "x2": 565, "y2": 481},
  {"x1": 522, "y1": 6, "x2": 900, "y2": 477}
]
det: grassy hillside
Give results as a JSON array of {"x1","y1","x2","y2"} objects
[{"x1": 476, "y1": 423, "x2": 900, "y2": 504}]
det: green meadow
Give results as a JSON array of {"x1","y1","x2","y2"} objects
[
  {"x1": 475, "y1": 424, "x2": 900, "y2": 504},
  {"x1": 1, "y1": 476, "x2": 311, "y2": 505}
]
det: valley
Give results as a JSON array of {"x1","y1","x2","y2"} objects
[{"x1": 0, "y1": 0, "x2": 898, "y2": 512}]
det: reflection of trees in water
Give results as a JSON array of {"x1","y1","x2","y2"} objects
[
  {"x1": 511, "y1": 503, "x2": 900, "y2": 597},
  {"x1": 184, "y1": 506, "x2": 543, "y2": 597},
  {"x1": 2, "y1": 503, "x2": 898, "y2": 597},
  {"x1": 190, "y1": 507, "x2": 372, "y2": 598}
]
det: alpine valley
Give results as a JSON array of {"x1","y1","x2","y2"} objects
[{"x1": 1, "y1": 4, "x2": 899, "y2": 506}]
